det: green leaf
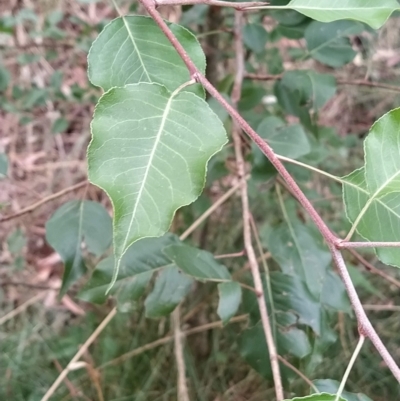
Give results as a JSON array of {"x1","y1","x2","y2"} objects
[
  {"x1": 305, "y1": 21, "x2": 364, "y2": 67},
  {"x1": 88, "y1": 16, "x2": 205, "y2": 93},
  {"x1": 164, "y1": 243, "x2": 231, "y2": 281},
  {"x1": 343, "y1": 108, "x2": 400, "y2": 267},
  {"x1": 313, "y1": 379, "x2": 374, "y2": 401},
  {"x1": 239, "y1": 322, "x2": 311, "y2": 379},
  {"x1": 287, "y1": 0, "x2": 400, "y2": 29},
  {"x1": 264, "y1": 219, "x2": 331, "y2": 298},
  {"x1": 145, "y1": 266, "x2": 193, "y2": 318},
  {"x1": 0, "y1": 65, "x2": 10, "y2": 92},
  {"x1": 243, "y1": 23, "x2": 268, "y2": 53},
  {"x1": 46, "y1": 200, "x2": 112, "y2": 295},
  {"x1": 255, "y1": 116, "x2": 311, "y2": 159},
  {"x1": 51, "y1": 117, "x2": 69, "y2": 134},
  {"x1": 284, "y1": 394, "x2": 346, "y2": 401},
  {"x1": 0, "y1": 153, "x2": 8, "y2": 177},
  {"x1": 279, "y1": 70, "x2": 337, "y2": 110},
  {"x1": 217, "y1": 282, "x2": 242, "y2": 324},
  {"x1": 88, "y1": 82, "x2": 227, "y2": 288},
  {"x1": 278, "y1": 327, "x2": 312, "y2": 358},
  {"x1": 79, "y1": 234, "x2": 179, "y2": 304}
]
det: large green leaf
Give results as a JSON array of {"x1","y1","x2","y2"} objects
[
  {"x1": 305, "y1": 21, "x2": 364, "y2": 67},
  {"x1": 287, "y1": 0, "x2": 400, "y2": 29},
  {"x1": 79, "y1": 234, "x2": 179, "y2": 304},
  {"x1": 88, "y1": 83, "x2": 227, "y2": 286},
  {"x1": 46, "y1": 200, "x2": 112, "y2": 295},
  {"x1": 145, "y1": 266, "x2": 193, "y2": 318},
  {"x1": 88, "y1": 16, "x2": 205, "y2": 93},
  {"x1": 343, "y1": 108, "x2": 400, "y2": 267}
]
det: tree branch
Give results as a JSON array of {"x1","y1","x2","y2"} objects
[{"x1": 231, "y1": 11, "x2": 283, "y2": 400}]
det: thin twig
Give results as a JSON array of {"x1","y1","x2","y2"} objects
[
  {"x1": 346, "y1": 248, "x2": 400, "y2": 290},
  {"x1": 155, "y1": 0, "x2": 269, "y2": 9},
  {"x1": 99, "y1": 315, "x2": 248, "y2": 369},
  {"x1": 0, "y1": 181, "x2": 88, "y2": 222},
  {"x1": 244, "y1": 73, "x2": 400, "y2": 92},
  {"x1": 172, "y1": 306, "x2": 189, "y2": 401},
  {"x1": 0, "y1": 292, "x2": 46, "y2": 326},
  {"x1": 40, "y1": 307, "x2": 117, "y2": 401},
  {"x1": 230, "y1": 11, "x2": 283, "y2": 400},
  {"x1": 277, "y1": 355, "x2": 318, "y2": 393},
  {"x1": 179, "y1": 179, "x2": 244, "y2": 241},
  {"x1": 363, "y1": 304, "x2": 400, "y2": 312}
]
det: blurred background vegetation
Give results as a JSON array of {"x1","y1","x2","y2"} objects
[{"x1": 1, "y1": 1, "x2": 400, "y2": 400}]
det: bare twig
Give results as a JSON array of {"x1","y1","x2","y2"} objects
[
  {"x1": 277, "y1": 355, "x2": 318, "y2": 393},
  {"x1": 230, "y1": 12, "x2": 283, "y2": 400},
  {"x1": 155, "y1": 0, "x2": 269, "y2": 9},
  {"x1": 0, "y1": 181, "x2": 88, "y2": 222},
  {"x1": 99, "y1": 315, "x2": 248, "y2": 369},
  {"x1": 40, "y1": 307, "x2": 117, "y2": 401},
  {"x1": 347, "y1": 248, "x2": 400, "y2": 290},
  {"x1": 244, "y1": 73, "x2": 400, "y2": 92},
  {"x1": 172, "y1": 306, "x2": 189, "y2": 401},
  {"x1": 179, "y1": 179, "x2": 244, "y2": 241},
  {"x1": 0, "y1": 292, "x2": 46, "y2": 326}
]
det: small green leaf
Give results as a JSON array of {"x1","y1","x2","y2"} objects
[
  {"x1": 88, "y1": 16, "x2": 205, "y2": 93},
  {"x1": 305, "y1": 21, "x2": 364, "y2": 67},
  {"x1": 0, "y1": 66, "x2": 10, "y2": 92},
  {"x1": 145, "y1": 266, "x2": 193, "y2": 318},
  {"x1": 243, "y1": 23, "x2": 268, "y2": 53},
  {"x1": 287, "y1": 0, "x2": 400, "y2": 29},
  {"x1": 217, "y1": 282, "x2": 242, "y2": 324},
  {"x1": 0, "y1": 153, "x2": 8, "y2": 177},
  {"x1": 7, "y1": 228, "x2": 26, "y2": 254},
  {"x1": 79, "y1": 234, "x2": 179, "y2": 304},
  {"x1": 88, "y1": 82, "x2": 227, "y2": 288},
  {"x1": 164, "y1": 243, "x2": 231, "y2": 281},
  {"x1": 46, "y1": 200, "x2": 112, "y2": 295},
  {"x1": 278, "y1": 327, "x2": 312, "y2": 359},
  {"x1": 256, "y1": 116, "x2": 311, "y2": 159},
  {"x1": 51, "y1": 117, "x2": 69, "y2": 134},
  {"x1": 343, "y1": 108, "x2": 400, "y2": 267},
  {"x1": 279, "y1": 70, "x2": 337, "y2": 110}
]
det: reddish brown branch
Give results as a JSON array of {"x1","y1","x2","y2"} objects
[{"x1": 155, "y1": 0, "x2": 269, "y2": 9}]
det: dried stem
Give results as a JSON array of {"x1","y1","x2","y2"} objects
[
  {"x1": 347, "y1": 248, "x2": 400, "y2": 290},
  {"x1": 230, "y1": 11, "x2": 283, "y2": 400},
  {"x1": 339, "y1": 241, "x2": 400, "y2": 248},
  {"x1": 40, "y1": 307, "x2": 117, "y2": 401},
  {"x1": 0, "y1": 181, "x2": 88, "y2": 222},
  {"x1": 172, "y1": 306, "x2": 189, "y2": 401},
  {"x1": 245, "y1": 73, "x2": 400, "y2": 92}
]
